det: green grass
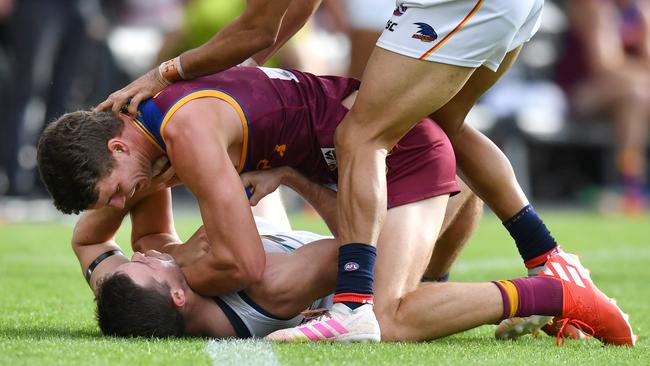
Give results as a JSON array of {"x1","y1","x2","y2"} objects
[{"x1": 1, "y1": 212, "x2": 648, "y2": 365}]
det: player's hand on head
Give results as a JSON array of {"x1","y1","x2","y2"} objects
[
  {"x1": 95, "y1": 68, "x2": 168, "y2": 116},
  {"x1": 240, "y1": 167, "x2": 292, "y2": 206}
]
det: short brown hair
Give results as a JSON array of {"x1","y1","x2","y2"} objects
[
  {"x1": 37, "y1": 111, "x2": 124, "y2": 214},
  {"x1": 95, "y1": 273, "x2": 185, "y2": 338}
]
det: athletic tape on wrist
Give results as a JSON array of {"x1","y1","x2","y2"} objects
[
  {"x1": 175, "y1": 56, "x2": 186, "y2": 80},
  {"x1": 85, "y1": 249, "x2": 124, "y2": 283},
  {"x1": 159, "y1": 56, "x2": 183, "y2": 84}
]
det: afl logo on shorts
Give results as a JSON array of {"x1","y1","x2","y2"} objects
[
  {"x1": 344, "y1": 262, "x2": 360, "y2": 271},
  {"x1": 412, "y1": 23, "x2": 438, "y2": 43}
]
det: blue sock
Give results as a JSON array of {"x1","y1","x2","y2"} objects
[
  {"x1": 421, "y1": 273, "x2": 450, "y2": 282},
  {"x1": 503, "y1": 205, "x2": 558, "y2": 268},
  {"x1": 333, "y1": 243, "x2": 376, "y2": 310},
  {"x1": 436, "y1": 273, "x2": 450, "y2": 282}
]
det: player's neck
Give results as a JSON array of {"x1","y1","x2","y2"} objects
[
  {"x1": 122, "y1": 121, "x2": 164, "y2": 164},
  {"x1": 183, "y1": 295, "x2": 237, "y2": 337}
]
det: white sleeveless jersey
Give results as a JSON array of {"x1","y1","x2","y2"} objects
[{"x1": 214, "y1": 217, "x2": 334, "y2": 338}]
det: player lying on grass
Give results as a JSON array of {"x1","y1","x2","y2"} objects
[
  {"x1": 82, "y1": 179, "x2": 482, "y2": 338},
  {"x1": 86, "y1": 168, "x2": 635, "y2": 346},
  {"x1": 37, "y1": 67, "x2": 636, "y2": 345}
]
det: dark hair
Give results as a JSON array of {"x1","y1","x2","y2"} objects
[
  {"x1": 37, "y1": 111, "x2": 124, "y2": 214},
  {"x1": 95, "y1": 272, "x2": 185, "y2": 338}
]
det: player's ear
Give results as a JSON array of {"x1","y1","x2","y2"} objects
[
  {"x1": 170, "y1": 288, "x2": 186, "y2": 308},
  {"x1": 107, "y1": 138, "x2": 130, "y2": 155}
]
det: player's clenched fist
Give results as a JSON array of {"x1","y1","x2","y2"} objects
[{"x1": 240, "y1": 167, "x2": 294, "y2": 206}]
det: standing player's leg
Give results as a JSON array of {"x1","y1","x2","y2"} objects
[
  {"x1": 329, "y1": 1, "x2": 544, "y2": 323},
  {"x1": 332, "y1": 48, "x2": 475, "y2": 317},
  {"x1": 423, "y1": 178, "x2": 484, "y2": 282},
  {"x1": 430, "y1": 51, "x2": 560, "y2": 272}
]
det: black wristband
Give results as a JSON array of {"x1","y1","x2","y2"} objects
[{"x1": 85, "y1": 249, "x2": 124, "y2": 283}]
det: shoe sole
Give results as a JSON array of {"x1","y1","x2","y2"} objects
[
  {"x1": 337, "y1": 333, "x2": 381, "y2": 343},
  {"x1": 495, "y1": 316, "x2": 554, "y2": 340}
]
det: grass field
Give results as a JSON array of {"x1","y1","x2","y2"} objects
[{"x1": 1, "y1": 211, "x2": 648, "y2": 365}]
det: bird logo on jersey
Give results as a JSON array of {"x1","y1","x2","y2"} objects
[
  {"x1": 393, "y1": 5, "x2": 408, "y2": 16},
  {"x1": 412, "y1": 22, "x2": 438, "y2": 42}
]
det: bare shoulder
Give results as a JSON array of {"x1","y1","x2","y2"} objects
[
  {"x1": 164, "y1": 98, "x2": 240, "y2": 140},
  {"x1": 163, "y1": 98, "x2": 243, "y2": 157}
]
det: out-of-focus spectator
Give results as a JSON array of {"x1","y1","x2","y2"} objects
[
  {"x1": 1, "y1": 0, "x2": 183, "y2": 197},
  {"x1": 323, "y1": 0, "x2": 395, "y2": 79},
  {"x1": 0, "y1": 0, "x2": 13, "y2": 194},
  {"x1": 557, "y1": 0, "x2": 650, "y2": 213},
  {"x1": 4, "y1": 0, "x2": 102, "y2": 196},
  {"x1": 101, "y1": 0, "x2": 186, "y2": 69}
]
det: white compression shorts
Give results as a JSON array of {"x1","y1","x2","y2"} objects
[
  {"x1": 214, "y1": 218, "x2": 334, "y2": 338},
  {"x1": 377, "y1": 0, "x2": 544, "y2": 71}
]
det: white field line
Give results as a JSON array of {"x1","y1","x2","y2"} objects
[
  {"x1": 453, "y1": 245, "x2": 650, "y2": 274},
  {"x1": 206, "y1": 339, "x2": 280, "y2": 366},
  {"x1": 202, "y1": 246, "x2": 649, "y2": 364}
]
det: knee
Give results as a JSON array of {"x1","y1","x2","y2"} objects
[
  {"x1": 335, "y1": 110, "x2": 407, "y2": 153},
  {"x1": 333, "y1": 117, "x2": 359, "y2": 154},
  {"x1": 432, "y1": 111, "x2": 467, "y2": 141},
  {"x1": 375, "y1": 308, "x2": 407, "y2": 342}
]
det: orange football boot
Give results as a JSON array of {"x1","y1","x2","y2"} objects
[{"x1": 540, "y1": 252, "x2": 637, "y2": 346}]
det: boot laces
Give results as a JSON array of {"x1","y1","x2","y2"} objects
[
  {"x1": 556, "y1": 318, "x2": 594, "y2": 346},
  {"x1": 300, "y1": 308, "x2": 331, "y2": 324}
]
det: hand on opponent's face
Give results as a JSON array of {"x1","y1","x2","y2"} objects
[{"x1": 163, "y1": 227, "x2": 212, "y2": 268}]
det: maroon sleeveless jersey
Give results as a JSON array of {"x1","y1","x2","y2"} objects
[{"x1": 136, "y1": 67, "x2": 458, "y2": 207}]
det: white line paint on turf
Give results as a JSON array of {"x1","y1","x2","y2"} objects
[
  {"x1": 206, "y1": 339, "x2": 281, "y2": 366},
  {"x1": 453, "y1": 245, "x2": 650, "y2": 273}
]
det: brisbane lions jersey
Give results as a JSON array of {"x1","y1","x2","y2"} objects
[{"x1": 135, "y1": 67, "x2": 459, "y2": 208}]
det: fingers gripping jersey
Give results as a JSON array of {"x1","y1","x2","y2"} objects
[
  {"x1": 214, "y1": 217, "x2": 333, "y2": 338},
  {"x1": 136, "y1": 66, "x2": 459, "y2": 207}
]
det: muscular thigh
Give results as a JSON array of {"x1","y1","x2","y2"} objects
[
  {"x1": 347, "y1": 47, "x2": 475, "y2": 146},
  {"x1": 431, "y1": 47, "x2": 522, "y2": 135},
  {"x1": 373, "y1": 195, "x2": 449, "y2": 314}
]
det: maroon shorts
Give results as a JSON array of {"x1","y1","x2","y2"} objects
[{"x1": 385, "y1": 118, "x2": 459, "y2": 208}]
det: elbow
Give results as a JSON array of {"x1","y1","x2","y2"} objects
[
  {"x1": 251, "y1": 31, "x2": 276, "y2": 52},
  {"x1": 235, "y1": 256, "x2": 265, "y2": 288},
  {"x1": 131, "y1": 240, "x2": 144, "y2": 253},
  {"x1": 239, "y1": 16, "x2": 278, "y2": 51}
]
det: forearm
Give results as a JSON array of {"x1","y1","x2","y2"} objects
[
  {"x1": 180, "y1": 17, "x2": 274, "y2": 78},
  {"x1": 132, "y1": 232, "x2": 181, "y2": 253},
  {"x1": 72, "y1": 211, "x2": 130, "y2": 291},
  {"x1": 246, "y1": 239, "x2": 338, "y2": 318},
  {"x1": 182, "y1": 251, "x2": 255, "y2": 296},
  {"x1": 72, "y1": 238, "x2": 128, "y2": 293},
  {"x1": 281, "y1": 168, "x2": 338, "y2": 236},
  {"x1": 250, "y1": 0, "x2": 321, "y2": 65}
]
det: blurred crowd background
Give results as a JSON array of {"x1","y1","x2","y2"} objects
[{"x1": 0, "y1": 0, "x2": 648, "y2": 219}]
